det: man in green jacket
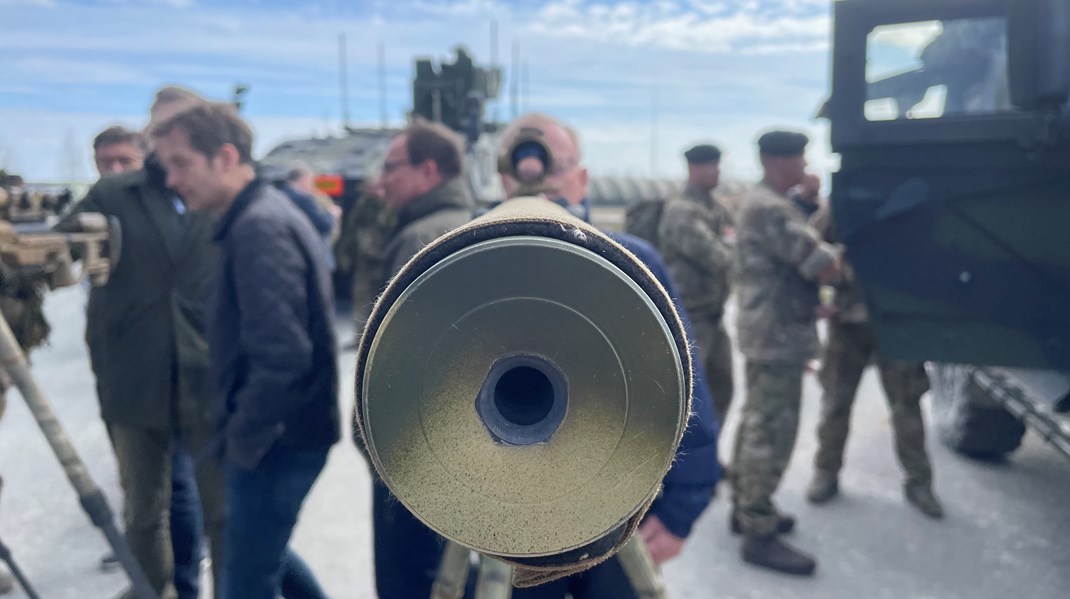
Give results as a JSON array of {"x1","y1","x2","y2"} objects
[
  {"x1": 365, "y1": 119, "x2": 476, "y2": 599},
  {"x1": 60, "y1": 86, "x2": 222, "y2": 599}
]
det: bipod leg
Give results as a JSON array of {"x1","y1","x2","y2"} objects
[
  {"x1": 617, "y1": 536, "x2": 669, "y2": 599},
  {"x1": 0, "y1": 313, "x2": 159, "y2": 599},
  {"x1": 431, "y1": 541, "x2": 472, "y2": 599},
  {"x1": 0, "y1": 534, "x2": 40, "y2": 599},
  {"x1": 475, "y1": 555, "x2": 512, "y2": 599}
]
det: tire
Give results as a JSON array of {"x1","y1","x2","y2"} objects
[{"x1": 928, "y1": 363, "x2": 1026, "y2": 459}]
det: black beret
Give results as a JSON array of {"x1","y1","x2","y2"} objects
[
  {"x1": 684, "y1": 144, "x2": 721, "y2": 164},
  {"x1": 758, "y1": 130, "x2": 808, "y2": 156}
]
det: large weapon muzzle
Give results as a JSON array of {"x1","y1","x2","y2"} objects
[{"x1": 354, "y1": 197, "x2": 693, "y2": 585}]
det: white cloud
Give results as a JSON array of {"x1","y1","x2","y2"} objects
[
  {"x1": 869, "y1": 20, "x2": 943, "y2": 52},
  {"x1": 101, "y1": 0, "x2": 195, "y2": 6},
  {"x1": 0, "y1": 0, "x2": 835, "y2": 182},
  {"x1": 529, "y1": 0, "x2": 831, "y2": 54},
  {"x1": 0, "y1": 107, "x2": 350, "y2": 182},
  {"x1": 410, "y1": 0, "x2": 500, "y2": 16}
]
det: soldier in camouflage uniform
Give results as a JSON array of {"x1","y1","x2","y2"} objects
[
  {"x1": 0, "y1": 260, "x2": 50, "y2": 415},
  {"x1": 657, "y1": 144, "x2": 736, "y2": 423},
  {"x1": 806, "y1": 207, "x2": 944, "y2": 518},
  {"x1": 731, "y1": 131, "x2": 840, "y2": 576},
  {"x1": 338, "y1": 185, "x2": 395, "y2": 350}
]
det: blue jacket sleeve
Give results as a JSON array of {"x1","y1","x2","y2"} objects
[
  {"x1": 609, "y1": 233, "x2": 722, "y2": 539},
  {"x1": 284, "y1": 187, "x2": 336, "y2": 235}
]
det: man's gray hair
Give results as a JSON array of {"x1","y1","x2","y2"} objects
[
  {"x1": 287, "y1": 161, "x2": 313, "y2": 183},
  {"x1": 500, "y1": 113, "x2": 583, "y2": 161}
]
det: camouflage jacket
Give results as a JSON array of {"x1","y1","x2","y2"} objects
[
  {"x1": 735, "y1": 182, "x2": 839, "y2": 363},
  {"x1": 656, "y1": 185, "x2": 735, "y2": 319},
  {"x1": 0, "y1": 263, "x2": 49, "y2": 354},
  {"x1": 334, "y1": 191, "x2": 395, "y2": 275}
]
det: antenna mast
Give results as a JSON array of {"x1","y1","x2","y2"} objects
[
  {"x1": 510, "y1": 41, "x2": 519, "y2": 120},
  {"x1": 339, "y1": 33, "x2": 350, "y2": 130},
  {"x1": 378, "y1": 42, "x2": 388, "y2": 128},
  {"x1": 491, "y1": 19, "x2": 499, "y2": 123}
]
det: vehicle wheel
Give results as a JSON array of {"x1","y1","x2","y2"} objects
[{"x1": 928, "y1": 363, "x2": 1026, "y2": 459}]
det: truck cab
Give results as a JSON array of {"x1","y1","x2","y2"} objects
[{"x1": 825, "y1": 0, "x2": 1070, "y2": 458}]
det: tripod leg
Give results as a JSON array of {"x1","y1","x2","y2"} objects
[
  {"x1": 617, "y1": 536, "x2": 669, "y2": 599},
  {"x1": 431, "y1": 541, "x2": 472, "y2": 599},
  {"x1": 475, "y1": 555, "x2": 512, "y2": 599},
  {"x1": 0, "y1": 313, "x2": 159, "y2": 599},
  {"x1": 0, "y1": 535, "x2": 41, "y2": 599}
]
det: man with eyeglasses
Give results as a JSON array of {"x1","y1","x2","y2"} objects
[{"x1": 365, "y1": 118, "x2": 475, "y2": 599}]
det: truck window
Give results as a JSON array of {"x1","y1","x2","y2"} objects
[{"x1": 865, "y1": 17, "x2": 1011, "y2": 121}]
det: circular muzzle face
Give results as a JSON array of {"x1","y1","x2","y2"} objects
[
  {"x1": 361, "y1": 235, "x2": 687, "y2": 558},
  {"x1": 476, "y1": 354, "x2": 570, "y2": 446}
]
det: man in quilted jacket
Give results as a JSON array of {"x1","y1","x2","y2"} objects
[{"x1": 153, "y1": 102, "x2": 339, "y2": 599}]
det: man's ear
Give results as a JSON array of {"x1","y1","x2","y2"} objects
[
  {"x1": 417, "y1": 159, "x2": 439, "y2": 183},
  {"x1": 216, "y1": 143, "x2": 241, "y2": 171}
]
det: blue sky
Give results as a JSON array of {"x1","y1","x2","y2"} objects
[{"x1": 1, "y1": 0, "x2": 834, "y2": 183}]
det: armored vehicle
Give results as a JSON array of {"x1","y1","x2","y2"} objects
[
  {"x1": 257, "y1": 47, "x2": 502, "y2": 298},
  {"x1": 260, "y1": 47, "x2": 692, "y2": 297},
  {"x1": 825, "y1": 0, "x2": 1070, "y2": 460}
]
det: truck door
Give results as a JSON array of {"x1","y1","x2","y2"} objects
[{"x1": 825, "y1": 0, "x2": 1070, "y2": 370}]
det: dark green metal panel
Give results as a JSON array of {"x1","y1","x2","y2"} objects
[{"x1": 828, "y1": 0, "x2": 1070, "y2": 369}]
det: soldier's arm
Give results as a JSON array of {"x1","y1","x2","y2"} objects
[
  {"x1": 658, "y1": 202, "x2": 733, "y2": 274},
  {"x1": 809, "y1": 205, "x2": 855, "y2": 287},
  {"x1": 758, "y1": 205, "x2": 840, "y2": 281}
]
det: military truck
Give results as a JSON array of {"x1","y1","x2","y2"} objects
[{"x1": 824, "y1": 0, "x2": 1070, "y2": 460}]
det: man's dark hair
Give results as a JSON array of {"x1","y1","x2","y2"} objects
[
  {"x1": 93, "y1": 125, "x2": 147, "y2": 154},
  {"x1": 152, "y1": 102, "x2": 255, "y2": 165},
  {"x1": 403, "y1": 119, "x2": 464, "y2": 179}
]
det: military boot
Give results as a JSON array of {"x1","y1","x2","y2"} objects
[
  {"x1": 806, "y1": 470, "x2": 839, "y2": 504},
  {"x1": 730, "y1": 511, "x2": 796, "y2": 535},
  {"x1": 741, "y1": 534, "x2": 817, "y2": 576},
  {"x1": 905, "y1": 483, "x2": 945, "y2": 519}
]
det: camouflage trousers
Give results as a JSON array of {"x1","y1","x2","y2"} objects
[
  {"x1": 731, "y1": 361, "x2": 805, "y2": 537},
  {"x1": 108, "y1": 418, "x2": 225, "y2": 599},
  {"x1": 814, "y1": 320, "x2": 933, "y2": 487},
  {"x1": 690, "y1": 315, "x2": 734, "y2": 425}
]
